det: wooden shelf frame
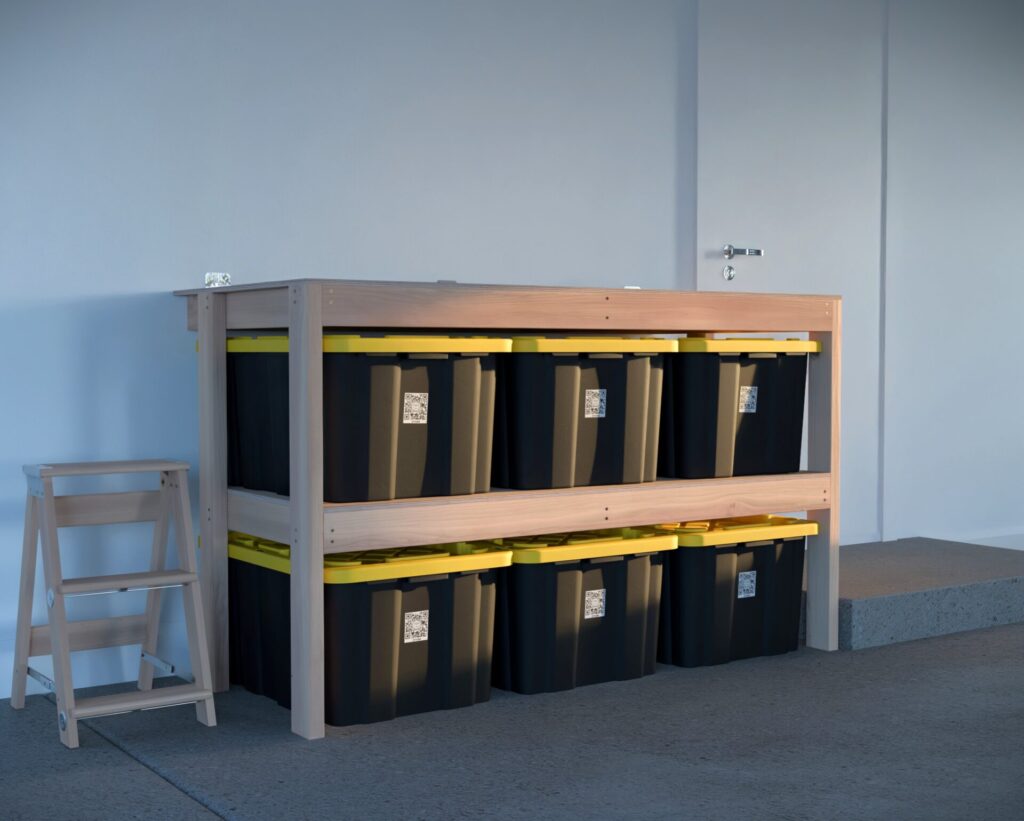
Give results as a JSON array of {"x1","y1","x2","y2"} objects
[{"x1": 178, "y1": 279, "x2": 841, "y2": 741}]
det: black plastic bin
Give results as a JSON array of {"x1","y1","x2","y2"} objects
[
  {"x1": 491, "y1": 528, "x2": 678, "y2": 694},
  {"x1": 657, "y1": 516, "x2": 816, "y2": 667},
  {"x1": 226, "y1": 335, "x2": 511, "y2": 501},
  {"x1": 227, "y1": 532, "x2": 511, "y2": 726},
  {"x1": 659, "y1": 338, "x2": 819, "y2": 479},
  {"x1": 492, "y1": 337, "x2": 675, "y2": 490}
]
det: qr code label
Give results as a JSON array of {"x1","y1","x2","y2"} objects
[
  {"x1": 738, "y1": 385, "x2": 758, "y2": 414},
  {"x1": 403, "y1": 610, "x2": 429, "y2": 643},
  {"x1": 584, "y1": 388, "x2": 607, "y2": 419},
  {"x1": 403, "y1": 392, "x2": 429, "y2": 424},
  {"x1": 584, "y1": 588, "x2": 606, "y2": 619},
  {"x1": 737, "y1": 571, "x2": 757, "y2": 599}
]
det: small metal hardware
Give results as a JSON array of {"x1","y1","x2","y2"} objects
[
  {"x1": 723, "y1": 244, "x2": 764, "y2": 259},
  {"x1": 46, "y1": 588, "x2": 55, "y2": 608},
  {"x1": 140, "y1": 651, "x2": 176, "y2": 676},
  {"x1": 722, "y1": 265, "x2": 737, "y2": 281},
  {"x1": 28, "y1": 666, "x2": 56, "y2": 693}
]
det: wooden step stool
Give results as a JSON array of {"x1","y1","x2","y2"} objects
[{"x1": 10, "y1": 460, "x2": 217, "y2": 748}]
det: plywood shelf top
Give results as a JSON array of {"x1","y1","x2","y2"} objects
[{"x1": 179, "y1": 279, "x2": 841, "y2": 333}]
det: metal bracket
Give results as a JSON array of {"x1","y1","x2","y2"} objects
[
  {"x1": 26, "y1": 476, "x2": 46, "y2": 498},
  {"x1": 140, "y1": 651, "x2": 176, "y2": 676},
  {"x1": 27, "y1": 666, "x2": 56, "y2": 693}
]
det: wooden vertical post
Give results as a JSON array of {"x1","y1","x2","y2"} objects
[
  {"x1": 288, "y1": 282, "x2": 326, "y2": 739},
  {"x1": 137, "y1": 477, "x2": 172, "y2": 691},
  {"x1": 806, "y1": 299, "x2": 842, "y2": 650},
  {"x1": 10, "y1": 492, "x2": 40, "y2": 709},
  {"x1": 198, "y1": 290, "x2": 229, "y2": 691}
]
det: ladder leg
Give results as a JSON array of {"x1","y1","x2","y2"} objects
[
  {"x1": 138, "y1": 478, "x2": 172, "y2": 690},
  {"x1": 11, "y1": 492, "x2": 40, "y2": 709},
  {"x1": 38, "y1": 478, "x2": 80, "y2": 748},
  {"x1": 169, "y1": 470, "x2": 217, "y2": 726}
]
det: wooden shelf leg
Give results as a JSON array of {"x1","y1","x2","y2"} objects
[
  {"x1": 10, "y1": 491, "x2": 40, "y2": 709},
  {"x1": 807, "y1": 304, "x2": 841, "y2": 651},
  {"x1": 198, "y1": 290, "x2": 230, "y2": 691},
  {"x1": 138, "y1": 478, "x2": 172, "y2": 691},
  {"x1": 289, "y1": 282, "x2": 326, "y2": 740}
]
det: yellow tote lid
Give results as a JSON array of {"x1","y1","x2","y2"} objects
[
  {"x1": 492, "y1": 527, "x2": 678, "y2": 564},
  {"x1": 676, "y1": 338, "x2": 820, "y2": 354},
  {"x1": 227, "y1": 533, "x2": 511, "y2": 582},
  {"x1": 226, "y1": 335, "x2": 512, "y2": 354},
  {"x1": 656, "y1": 516, "x2": 818, "y2": 547},
  {"x1": 511, "y1": 337, "x2": 676, "y2": 354}
]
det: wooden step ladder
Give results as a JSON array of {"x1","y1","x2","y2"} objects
[{"x1": 10, "y1": 460, "x2": 217, "y2": 748}]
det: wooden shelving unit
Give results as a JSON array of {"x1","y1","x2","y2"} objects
[{"x1": 176, "y1": 279, "x2": 841, "y2": 741}]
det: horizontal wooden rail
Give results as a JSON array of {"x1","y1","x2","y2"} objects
[
  {"x1": 181, "y1": 280, "x2": 838, "y2": 333},
  {"x1": 53, "y1": 491, "x2": 162, "y2": 527},
  {"x1": 29, "y1": 615, "x2": 148, "y2": 656}
]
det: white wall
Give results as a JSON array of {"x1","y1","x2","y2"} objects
[
  {"x1": 0, "y1": 0, "x2": 691, "y2": 698},
  {"x1": 883, "y1": 0, "x2": 1024, "y2": 542}
]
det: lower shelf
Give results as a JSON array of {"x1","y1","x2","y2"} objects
[{"x1": 227, "y1": 472, "x2": 831, "y2": 553}]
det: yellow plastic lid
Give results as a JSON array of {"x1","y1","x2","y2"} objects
[
  {"x1": 676, "y1": 337, "x2": 821, "y2": 354},
  {"x1": 226, "y1": 335, "x2": 512, "y2": 354},
  {"x1": 227, "y1": 533, "x2": 511, "y2": 582},
  {"x1": 656, "y1": 516, "x2": 818, "y2": 547},
  {"x1": 491, "y1": 527, "x2": 678, "y2": 564},
  {"x1": 511, "y1": 337, "x2": 677, "y2": 354}
]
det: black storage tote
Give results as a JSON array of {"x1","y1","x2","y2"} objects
[
  {"x1": 657, "y1": 516, "x2": 817, "y2": 667},
  {"x1": 492, "y1": 527, "x2": 678, "y2": 694},
  {"x1": 228, "y1": 532, "x2": 511, "y2": 726},
  {"x1": 659, "y1": 338, "x2": 819, "y2": 479},
  {"x1": 492, "y1": 337, "x2": 674, "y2": 490},
  {"x1": 226, "y1": 334, "x2": 511, "y2": 501}
]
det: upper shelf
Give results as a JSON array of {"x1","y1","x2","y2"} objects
[
  {"x1": 227, "y1": 472, "x2": 831, "y2": 553},
  {"x1": 178, "y1": 279, "x2": 840, "y2": 333}
]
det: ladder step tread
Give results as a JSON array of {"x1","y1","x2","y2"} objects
[
  {"x1": 60, "y1": 569, "x2": 197, "y2": 595},
  {"x1": 73, "y1": 684, "x2": 211, "y2": 719}
]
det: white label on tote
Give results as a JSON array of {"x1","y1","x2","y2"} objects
[
  {"x1": 737, "y1": 571, "x2": 757, "y2": 599},
  {"x1": 738, "y1": 385, "x2": 758, "y2": 414},
  {"x1": 404, "y1": 610, "x2": 429, "y2": 643},
  {"x1": 402, "y1": 392, "x2": 429, "y2": 424},
  {"x1": 584, "y1": 388, "x2": 607, "y2": 419},
  {"x1": 584, "y1": 588, "x2": 607, "y2": 619}
]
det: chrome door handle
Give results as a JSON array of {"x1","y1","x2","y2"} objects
[{"x1": 723, "y1": 244, "x2": 764, "y2": 259}]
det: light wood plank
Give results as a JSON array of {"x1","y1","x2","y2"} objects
[
  {"x1": 53, "y1": 491, "x2": 162, "y2": 527},
  {"x1": 138, "y1": 480, "x2": 172, "y2": 690},
  {"x1": 10, "y1": 492, "x2": 39, "y2": 709},
  {"x1": 24, "y1": 460, "x2": 187, "y2": 479},
  {"x1": 289, "y1": 282, "x2": 326, "y2": 740},
  {"x1": 59, "y1": 569, "x2": 197, "y2": 596},
  {"x1": 227, "y1": 487, "x2": 290, "y2": 544},
  {"x1": 38, "y1": 478, "x2": 80, "y2": 748},
  {"x1": 176, "y1": 280, "x2": 837, "y2": 332},
  {"x1": 198, "y1": 290, "x2": 230, "y2": 692},
  {"x1": 806, "y1": 298, "x2": 842, "y2": 651},
  {"x1": 73, "y1": 683, "x2": 211, "y2": 719},
  {"x1": 322, "y1": 473, "x2": 831, "y2": 553},
  {"x1": 169, "y1": 469, "x2": 217, "y2": 726},
  {"x1": 29, "y1": 615, "x2": 148, "y2": 657}
]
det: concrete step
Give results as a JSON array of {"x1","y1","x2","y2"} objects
[{"x1": 834, "y1": 537, "x2": 1024, "y2": 650}]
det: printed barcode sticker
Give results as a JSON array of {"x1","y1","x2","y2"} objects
[
  {"x1": 738, "y1": 385, "x2": 758, "y2": 414},
  {"x1": 403, "y1": 392, "x2": 429, "y2": 424},
  {"x1": 403, "y1": 610, "x2": 429, "y2": 643},
  {"x1": 584, "y1": 388, "x2": 607, "y2": 419},
  {"x1": 737, "y1": 571, "x2": 757, "y2": 599},
  {"x1": 584, "y1": 588, "x2": 606, "y2": 619}
]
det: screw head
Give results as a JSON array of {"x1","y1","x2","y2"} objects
[
  {"x1": 47, "y1": 589, "x2": 55, "y2": 608},
  {"x1": 59, "y1": 711, "x2": 67, "y2": 731},
  {"x1": 722, "y1": 265, "x2": 737, "y2": 281}
]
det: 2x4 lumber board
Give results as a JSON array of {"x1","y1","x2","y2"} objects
[
  {"x1": 198, "y1": 291, "x2": 230, "y2": 692},
  {"x1": 288, "y1": 282, "x2": 326, "y2": 740},
  {"x1": 806, "y1": 303, "x2": 842, "y2": 651},
  {"x1": 29, "y1": 615, "x2": 148, "y2": 657},
  {"x1": 322, "y1": 473, "x2": 831, "y2": 553},
  {"x1": 227, "y1": 488, "x2": 290, "y2": 544},
  {"x1": 73, "y1": 683, "x2": 211, "y2": 719},
  {"x1": 52, "y1": 491, "x2": 162, "y2": 527},
  {"x1": 181, "y1": 281, "x2": 837, "y2": 333},
  {"x1": 59, "y1": 569, "x2": 197, "y2": 596},
  {"x1": 24, "y1": 460, "x2": 188, "y2": 478}
]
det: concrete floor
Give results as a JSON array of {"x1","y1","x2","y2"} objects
[{"x1": 2, "y1": 623, "x2": 1022, "y2": 821}]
